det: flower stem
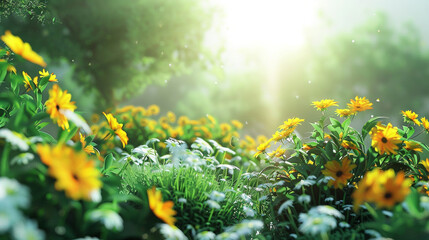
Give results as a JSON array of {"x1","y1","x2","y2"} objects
[{"x1": 1, "y1": 143, "x2": 10, "y2": 176}]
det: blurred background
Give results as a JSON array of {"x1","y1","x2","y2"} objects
[{"x1": 2, "y1": 0, "x2": 429, "y2": 139}]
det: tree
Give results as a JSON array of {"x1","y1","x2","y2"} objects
[{"x1": 1, "y1": 0, "x2": 218, "y2": 109}]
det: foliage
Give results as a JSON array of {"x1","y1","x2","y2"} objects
[
  {"x1": 0, "y1": 0, "x2": 219, "y2": 108},
  {"x1": 252, "y1": 97, "x2": 429, "y2": 239}
]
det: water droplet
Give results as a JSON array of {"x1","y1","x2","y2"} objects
[
  {"x1": 245, "y1": 121, "x2": 248, "y2": 125},
  {"x1": 135, "y1": 40, "x2": 138, "y2": 44},
  {"x1": 308, "y1": 80, "x2": 311, "y2": 84},
  {"x1": 88, "y1": 62, "x2": 92, "y2": 66},
  {"x1": 377, "y1": 29, "x2": 381, "y2": 33},
  {"x1": 161, "y1": 51, "x2": 164, "y2": 55},
  {"x1": 376, "y1": 98, "x2": 380, "y2": 102},
  {"x1": 371, "y1": 115, "x2": 374, "y2": 118},
  {"x1": 214, "y1": 81, "x2": 218, "y2": 85},
  {"x1": 164, "y1": 79, "x2": 168, "y2": 83},
  {"x1": 168, "y1": 63, "x2": 172, "y2": 67},
  {"x1": 351, "y1": 40, "x2": 355, "y2": 43},
  {"x1": 296, "y1": 96, "x2": 299, "y2": 99},
  {"x1": 71, "y1": 59, "x2": 75, "y2": 63},
  {"x1": 184, "y1": 45, "x2": 188, "y2": 48}
]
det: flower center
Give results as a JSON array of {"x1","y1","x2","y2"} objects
[
  {"x1": 384, "y1": 192, "x2": 392, "y2": 199},
  {"x1": 56, "y1": 104, "x2": 60, "y2": 111},
  {"x1": 72, "y1": 173, "x2": 79, "y2": 181},
  {"x1": 381, "y1": 137, "x2": 388, "y2": 143},
  {"x1": 336, "y1": 171, "x2": 343, "y2": 177}
]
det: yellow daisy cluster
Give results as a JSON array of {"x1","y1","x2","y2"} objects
[
  {"x1": 45, "y1": 84, "x2": 77, "y2": 130},
  {"x1": 335, "y1": 96, "x2": 373, "y2": 117},
  {"x1": 37, "y1": 144, "x2": 102, "y2": 201},
  {"x1": 352, "y1": 169, "x2": 411, "y2": 210},
  {"x1": 312, "y1": 99, "x2": 338, "y2": 111},
  {"x1": 103, "y1": 112, "x2": 129, "y2": 148}
]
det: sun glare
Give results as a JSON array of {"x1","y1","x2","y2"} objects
[{"x1": 220, "y1": 0, "x2": 318, "y2": 49}]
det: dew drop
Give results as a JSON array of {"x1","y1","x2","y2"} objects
[
  {"x1": 135, "y1": 40, "x2": 138, "y2": 44},
  {"x1": 88, "y1": 62, "x2": 92, "y2": 66},
  {"x1": 377, "y1": 29, "x2": 381, "y2": 33},
  {"x1": 71, "y1": 59, "x2": 75, "y2": 63},
  {"x1": 351, "y1": 40, "x2": 355, "y2": 43},
  {"x1": 164, "y1": 79, "x2": 168, "y2": 83},
  {"x1": 214, "y1": 81, "x2": 218, "y2": 85},
  {"x1": 371, "y1": 115, "x2": 374, "y2": 118},
  {"x1": 184, "y1": 45, "x2": 188, "y2": 48},
  {"x1": 308, "y1": 80, "x2": 311, "y2": 84},
  {"x1": 245, "y1": 121, "x2": 248, "y2": 125},
  {"x1": 296, "y1": 96, "x2": 300, "y2": 99},
  {"x1": 376, "y1": 98, "x2": 380, "y2": 102},
  {"x1": 168, "y1": 63, "x2": 172, "y2": 67}
]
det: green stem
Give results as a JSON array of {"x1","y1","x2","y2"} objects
[
  {"x1": 321, "y1": 232, "x2": 329, "y2": 240},
  {"x1": 1, "y1": 143, "x2": 10, "y2": 176}
]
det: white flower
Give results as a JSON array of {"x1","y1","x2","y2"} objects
[
  {"x1": 289, "y1": 233, "x2": 297, "y2": 238},
  {"x1": 209, "y1": 191, "x2": 225, "y2": 202},
  {"x1": 258, "y1": 195, "x2": 268, "y2": 202},
  {"x1": 0, "y1": 129, "x2": 29, "y2": 151},
  {"x1": 191, "y1": 138, "x2": 214, "y2": 155},
  {"x1": 158, "y1": 224, "x2": 188, "y2": 240},
  {"x1": 196, "y1": 231, "x2": 216, "y2": 240},
  {"x1": 318, "y1": 176, "x2": 335, "y2": 184},
  {"x1": 146, "y1": 138, "x2": 160, "y2": 146},
  {"x1": 208, "y1": 140, "x2": 236, "y2": 155},
  {"x1": 217, "y1": 164, "x2": 240, "y2": 175},
  {"x1": 0, "y1": 204, "x2": 21, "y2": 233},
  {"x1": 215, "y1": 232, "x2": 239, "y2": 240},
  {"x1": 339, "y1": 222, "x2": 350, "y2": 228},
  {"x1": 240, "y1": 193, "x2": 252, "y2": 203},
  {"x1": 88, "y1": 209, "x2": 123, "y2": 231},
  {"x1": 12, "y1": 219, "x2": 45, "y2": 240},
  {"x1": 0, "y1": 178, "x2": 30, "y2": 208},
  {"x1": 309, "y1": 206, "x2": 344, "y2": 219},
  {"x1": 278, "y1": 200, "x2": 294, "y2": 215},
  {"x1": 364, "y1": 229, "x2": 383, "y2": 239},
  {"x1": 243, "y1": 206, "x2": 255, "y2": 217},
  {"x1": 294, "y1": 179, "x2": 315, "y2": 190},
  {"x1": 420, "y1": 196, "x2": 429, "y2": 211},
  {"x1": 298, "y1": 194, "x2": 311, "y2": 205},
  {"x1": 62, "y1": 110, "x2": 91, "y2": 135},
  {"x1": 90, "y1": 190, "x2": 102, "y2": 203},
  {"x1": 307, "y1": 175, "x2": 317, "y2": 180},
  {"x1": 381, "y1": 210, "x2": 393, "y2": 218},
  {"x1": 224, "y1": 220, "x2": 264, "y2": 237},
  {"x1": 178, "y1": 198, "x2": 187, "y2": 204},
  {"x1": 11, "y1": 153, "x2": 34, "y2": 165},
  {"x1": 205, "y1": 200, "x2": 221, "y2": 210},
  {"x1": 132, "y1": 145, "x2": 158, "y2": 163},
  {"x1": 298, "y1": 212, "x2": 337, "y2": 236},
  {"x1": 324, "y1": 197, "x2": 334, "y2": 202},
  {"x1": 342, "y1": 205, "x2": 353, "y2": 211}
]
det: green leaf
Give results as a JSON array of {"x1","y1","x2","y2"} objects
[
  {"x1": 0, "y1": 62, "x2": 8, "y2": 84},
  {"x1": 38, "y1": 76, "x2": 50, "y2": 92},
  {"x1": 362, "y1": 117, "x2": 386, "y2": 140},
  {"x1": 103, "y1": 153, "x2": 114, "y2": 173},
  {"x1": 404, "y1": 188, "x2": 423, "y2": 217},
  {"x1": 330, "y1": 117, "x2": 342, "y2": 129}
]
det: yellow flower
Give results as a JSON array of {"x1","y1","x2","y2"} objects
[
  {"x1": 321, "y1": 157, "x2": 356, "y2": 189},
  {"x1": 352, "y1": 169, "x2": 383, "y2": 211},
  {"x1": 268, "y1": 146, "x2": 286, "y2": 158},
  {"x1": 207, "y1": 114, "x2": 216, "y2": 124},
  {"x1": 272, "y1": 128, "x2": 294, "y2": 142},
  {"x1": 253, "y1": 139, "x2": 272, "y2": 158},
  {"x1": 231, "y1": 120, "x2": 243, "y2": 129},
  {"x1": 220, "y1": 123, "x2": 231, "y2": 133},
  {"x1": 404, "y1": 140, "x2": 422, "y2": 152},
  {"x1": 147, "y1": 186, "x2": 177, "y2": 226},
  {"x1": 402, "y1": 110, "x2": 421, "y2": 126},
  {"x1": 178, "y1": 116, "x2": 189, "y2": 126},
  {"x1": 279, "y1": 118, "x2": 304, "y2": 131},
  {"x1": 39, "y1": 69, "x2": 49, "y2": 77},
  {"x1": 302, "y1": 144, "x2": 315, "y2": 151},
  {"x1": 312, "y1": 99, "x2": 338, "y2": 111},
  {"x1": 22, "y1": 71, "x2": 38, "y2": 91},
  {"x1": 38, "y1": 68, "x2": 58, "y2": 82},
  {"x1": 341, "y1": 140, "x2": 359, "y2": 151},
  {"x1": 7, "y1": 65, "x2": 16, "y2": 74},
  {"x1": 103, "y1": 112, "x2": 128, "y2": 148},
  {"x1": 167, "y1": 111, "x2": 176, "y2": 123},
  {"x1": 370, "y1": 123, "x2": 401, "y2": 155},
  {"x1": 45, "y1": 84, "x2": 77, "y2": 130},
  {"x1": 335, "y1": 108, "x2": 356, "y2": 117},
  {"x1": 1, "y1": 30, "x2": 47, "y2": 67},
  {"x1": 37, "y1": 144, "x2": 102, "y2": 201},
  {"x1": 147, "y1": 104, "x2": 160, "y2": 116},
  {"x1": 347, "y1": 96, "x2": 373, "y2": 112},
  {"x1": 257, "y1": 135, "x2": 268, "y2": 144},
  {"x1": 421, "y1": 117, "x2": 429, "y2": 133},
  {"x1": 420, "y1": 158, "x2": 429, "y2": 172},
  {"x1": 374, "y1": 170, "x2": 411, "y2": 208},
  {"x1": 79, "y1": 133, "x2": 95, "y2": 154}
]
